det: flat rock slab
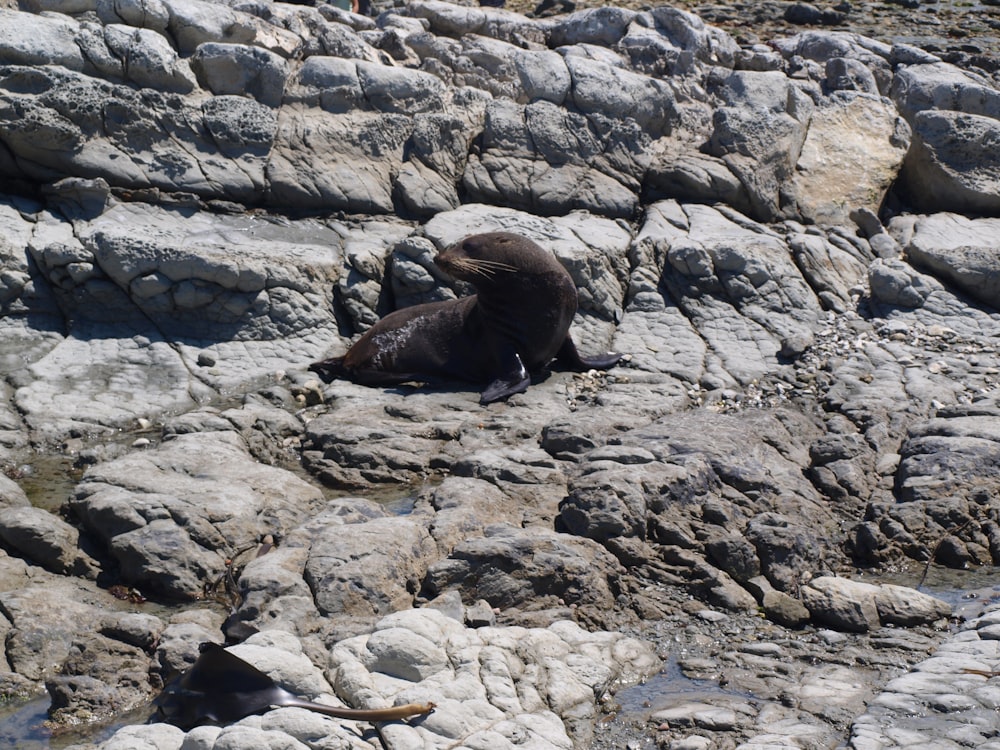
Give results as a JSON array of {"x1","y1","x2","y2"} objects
[
  {"x1": 847, "y1": 604, "x2": 1000, "y2": 750},
  {"x1": 68, "y1": 425, "x2": 325, "y2": 600}
]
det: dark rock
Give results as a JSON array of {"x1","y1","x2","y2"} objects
[
  {"x1": 424, "y1": 525, "x2": 624, "y2": 627},
  {"x1": 706, "y1": 536, "x2": 761, "y2": 584},
  {"x1": 762, "y1": 589, "x2": 811, "y2": 627},
  {"x1": 784, "y1": 3, "x2": 845, "y2": 25},
  {"x1": 46, "y1": 633, "x2": 153, "y2": 724}
]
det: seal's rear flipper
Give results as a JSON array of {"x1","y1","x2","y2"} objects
[
  {"x1": 480, "y1": 352, "x2": 529, "y2": 405},
  {"x1": 556, "y1": 336, "x2": 622, "y2": 371}
]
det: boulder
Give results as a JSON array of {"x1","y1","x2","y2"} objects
[
  {"x1": 902, "y1": 213, "x2": 1000, "y2": 310},
  {"x1": 304, "y1": 513, "x2": 438, "y2": 618},
  {"x1": 900, "y1": 110, "x2": 1000, "y2": 215},
  {"x1": 0, "y1": 506, "x2": 100, "y2": 578},
  {"x1": 801, "y1": 576, "x2": 950, "y2": 631},
  {"x1": 706, "y1": 70, "x2": 814, "y2": 221},
  {"x1": 790, "y1": 92, "x2": 909, "y2": 225},
  {"x1": 190, "y1": 43, "x2": 289, "y2": 107},
  {"x1": 424, "y1": 525, "x2": 624, "y2": 622},
  {"x1": 69, "y1": 430, "x2": 324, "y2": 600}
]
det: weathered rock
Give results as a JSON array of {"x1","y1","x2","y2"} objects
[
  {"x1": 0, "y1": 577, "x2": 139, "y2": 686},
  {"x1": 790, "y1": 92, "x2": 909, "y2": 225},
  {"x1": 846, "y1": 604, "x2": 1000, "y2": 750},
  {"x1": 0, "y1": 474, "x2": 29, "y2": 508},
  {"x1": 189, "y1": 42, "x2": 288, "y2": 106},
  {"x1": 901, "y1": 213, "x2": 1000, "y2": 311},
  {"x1": 0, "y1": 506, "x2": 101, "y2": 578},
  {"x1": 330, "y1": 608, "x2": 659, "y2": 749},
  {"x1": 425, "y1": 525, "x2": 624, "y2": 626},
  {"x1": 856, "y1": 407, "x2": 1000, "y2": 568},
  {"x1": 891, "y1": 63, "x2": 1000, "y2": 215},
  {"x1": 901, "y1": 110, "x2": 1000, "y2": 216},
  {"x1": 69, "y1": 429, "x2": 324, "y2": 599},
  {"x1": 706, "y1": 70, "x2": 814, "y2": 221},
  {"x1": 561, "y1": 409, "x2": 831, "y2": 607},
  {"x1": 303, "y1": 510, "x2": 438, "y2": 618},
  {"x1": 801, "y1": 576, "x2": 950, "y2": 632},
  {"x1": 46, "y1": 632, "x2": 153, "y2": 725},
  {"x1": 801, "y1": 577, "x2": 883, "y2": 632}
]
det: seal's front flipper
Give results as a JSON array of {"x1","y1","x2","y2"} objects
[
  {"x1": 309, "y1": 357, "x2": 347, "y2": 383},
  {"x1": 480, "y1": 352, "x2": 529, "y2": 405},
  {"x1": 556, "y1": 336, "x2": 622, "y2": 371},
  {"x1": 309, "y1": 358, "x2": 420, "y2": 387}
]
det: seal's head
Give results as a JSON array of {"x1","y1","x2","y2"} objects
[{"x1": 435, "y1": 232, "x2": 558, "y2": 288}]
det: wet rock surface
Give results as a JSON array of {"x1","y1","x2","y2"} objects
[{"x1": 0, "y1": 0, "x2": 999, "y2": 748}]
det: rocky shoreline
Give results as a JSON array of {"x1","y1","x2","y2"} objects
[{"x1": 1, "y1": 0, "x2": 1000, "y2": 748}]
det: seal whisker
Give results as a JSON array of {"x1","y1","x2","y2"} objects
[
  {"x1": 466, "y1": 259, "x2": 520, "y2": 272},
  {"x1": 446, "y1": 258, "x2": 496, "y2": 278},
  {"x1": 445, "y1": 257, "x2": 519, "y2": 278}
]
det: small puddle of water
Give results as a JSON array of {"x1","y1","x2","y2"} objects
[
  {"x1": 870, "y1": 563, "x2": 1000, "y2": 621},
  {"x1": 609, "y1": 564, "x2": 1000, "y2": 728},
  {"x1": 613, "y1": 654, "x2": 752, "y2": 716},
  {"x1": 0, "y1": 696, "x2": 150, "y2": 750}
]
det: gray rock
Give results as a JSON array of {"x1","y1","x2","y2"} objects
[
  {"x1": 103, "y1": 25, "x2": 197, "y2": 93},
  {"x1": 0, "y1": 506, "x2": 101, "y2": 578},
  {"x1": 875, "y1": 584, "x2": 950, "y2": 626},
  {"x1": 903, "y1": 213, "x2": 1000, "y2": 310},
  {"x1": 563, "y1": 53, "x2": 678, "y2": 137},
  {"x1": 544, "y1": 6, "x2": 638, "y2": 47},
  {"x1": 425, "y1": 524, "x2": 624, "y2": 624},
  {"x1": 622, "y1": 6, "x2": 740, "y2": 75},
  {"x1": 801, "y1": 577, "x2": 948, "y2": 632},
  {"x1": 161, "y1": 0, "x2": 257, "y2": 54},
  {"x1": 0, "y1": 9, "x2": 85, "y2": 71},
  {"x1": 868, "y1": 258, "x2": 940, "y2": 308},
  {"x1": 891, "y1": 62, "x2": 1000, "y2": 121},
  {"x1": 0, "y1": 474, "x2": 29, "y2": 508},
  {"x1": 869, "y1": 233, "x2": 901, "y2": 259},
  {"x1": 654, "y1": 203, "x2": 822, "y2": 385},
  {"x1": 706, "y1": 70, "x2": 814, "y2": 221},
  {"x1": 190, "y1": 43, "x2": 288, "y2": 107},
  {"x1": 462, "y1": 97, "x2": 650, "y2": 219},
  {"x1": 96, "y1": 0, "x2": 171, "y2": 32},
  {"x1": 901, "y1": 109, "x2": 1000, "y2": 216},
  {"x1": 47, "y1": 632, "x2": 153, "y2": 725},
  {"x1": 268, "y1": 109, "x2": 411, "y2": 212},
  {"x1": 1, "y1": 577, "x2": 125, "y2": 683},
  {"x1": 825, "y1": 57, "x2": 879, "y2": 94},
  {"x1": 405, "y1": 0, "x2": 544, "y2": 45},
  {"x1": 846, "y1": 604, "x2": 1000, "y2": 750},
  {"x1": 304, "y1": 511, "x2": 438, "y2": 618},
  {"x1": 357, "y1": 60, "x2": 447, "y2": 114},
  {"x1": 645, "y1": 152, "x2": 754, "y2": 216},
  {"x1": 93, "y1": 724, "x2": 185, "y2": 750},
  {"x1": 331, "y1": 608, "x2": 658, "y2": 749},
  {"x1": 69, "y1": 430, "x2": 324, "y2": 599},
  {"x1": 801, "y1": 576, "x2": 882, "y2": 632}
]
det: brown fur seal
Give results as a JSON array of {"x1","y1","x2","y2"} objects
[{"x1": 310, "y1": 232, "x2": 621, "y2": 405}]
